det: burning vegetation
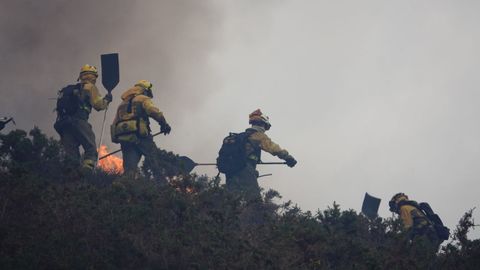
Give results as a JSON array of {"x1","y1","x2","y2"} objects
[{"x1": 97, "y1": 145, "x2": 123, "y2": 174}]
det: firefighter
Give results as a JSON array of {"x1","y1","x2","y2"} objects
[
  {"x1": 54, "y1": 64, "x2": 112, "y2": 171},
  {"x1": 111, "y1": 80, "x2": 171, "y2": 180},
  {"x1": 223, "y1": 109, "x2": 297, "y2": 200},
  {"x1": 389, "y1": 193, "x2": 441, "y2": 249}
]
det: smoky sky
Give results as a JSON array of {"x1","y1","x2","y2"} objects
[
  {"x1": 0, "y1": 0, "x2": 222, "y2": 136},
  {"x1": 1, "y1": 0, "x2": 480, "y2": 239}
]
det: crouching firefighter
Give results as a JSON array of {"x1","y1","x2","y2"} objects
[
  {"x1": 54, "y1": 64, "x2": 112, "y2": 171},
  {"x1": 389, "y1": 193, "x2": 450, "y2": 250},
  {"x1": 217, "y1": 109, "x2": 297, "y2": 200},
  {"x1": 111, "y1": 80, "x2": 171, "y2": 180}
]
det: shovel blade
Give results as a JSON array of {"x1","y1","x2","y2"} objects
[
  {"x1": 361, "y1": 192, "x2": 381, "y2": 219},
  {"x1": 101, "y1": 53, "x2": 119, "y2": 92},
  {"x1": 178, "y1": 156, "x2": 197, "y2": 173}
]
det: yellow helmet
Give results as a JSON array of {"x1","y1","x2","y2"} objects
[
  {"x1": 135, "y1": 80, "x2": 153, "y2": 91},
  {"x1": 79, "y1": 64, "x2": 98, "y2": 77},
  {"x1": 249, "y1": 109, "x2": 271, "y2": 130}
]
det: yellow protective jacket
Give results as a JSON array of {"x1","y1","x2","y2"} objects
[
  {"x1": 82, "y1": 82, "x2": 109, "y2": 111},
  {"x1": 71, "y1": 80, "x2": 108, "y2": 120},
  {"x1": 245, "y1": 126, "x2": 290, "y2": 163},
  {"x1": 111, "y1": 86, "x2": 166, "y2": 142},
  {"x1": 116, "y1": 86, "x2": 166, "y2": 124},
  {"x1": 398, "y1": 202, "x2": 431, "y2": 230}
]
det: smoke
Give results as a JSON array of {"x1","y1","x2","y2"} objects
[{"x1": 0, "y1": 0, "x2": 223, "y2": 141}]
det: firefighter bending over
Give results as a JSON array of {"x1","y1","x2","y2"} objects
[
  {"x1": 111, "y1": 80, "x2": 171, "y2": 180},
  {"x1": 389, "y1": 193, "x2": 449, "y2": 250}
]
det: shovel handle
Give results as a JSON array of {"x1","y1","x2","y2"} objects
[
  {"x1": 98, "y1": 130, "x2": 166, "y2": 160},
  {"x1": 192, "y1": 161, "x2": 287, "y2": 167},
  {"x1": 195, "y1": 163, "x2": 217, "y2": 166},
  {"x1": 98, "y1": 159, "x2": 284, "y2": 166},
  {"x1": 99, "y1": 148, "x2": 122, "y2": 160},
  {"x1": 259, "y1": 162, "x2": 287, "y2": 165}
]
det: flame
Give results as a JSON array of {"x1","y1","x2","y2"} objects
[
  {"x1": 97, "y1": 145, "x2": 124, "y2": 174},
  {"x1": 169, "y1": 175, "x2": 196, "y2": 194}
]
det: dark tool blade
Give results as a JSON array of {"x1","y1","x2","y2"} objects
[
  {"x1": 101, "y1": 53, "x2": 119, "y2": 92},
  {"x1": 361, "y1": 192, "x2": 381, "y2": 219},
  {"x1": 178, "y1": 156, "x2": 197, "y2": 173}
]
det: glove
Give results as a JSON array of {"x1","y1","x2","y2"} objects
[
  {"x1": 161, "y1": 123, "x2": 171, "y2": 135},
  {"x1": 103, "y1": 93, "x2": 113, "y2": 103},
  {"x1": 285, "y1": 155, "x2": 297, "y2": 168}
]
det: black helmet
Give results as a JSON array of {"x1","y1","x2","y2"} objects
[{"x1": 389, "y1": 193, "x2": 408, "y2": 212}]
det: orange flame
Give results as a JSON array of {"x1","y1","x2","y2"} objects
[
  {"x1": 169, "y1": 176, "x2": 196, "y2": 194},
  {"x1": 97, "y1": 145, "x2": 124, "y2": 174}
]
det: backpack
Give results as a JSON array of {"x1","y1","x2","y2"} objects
[
  {"x1": 216, "y1": 132, "x2": 251, "y2": 174},
  {"x1": 111, "y1": 97, "x2": 150, "y2": 143},
  {"x1": 56, "y1": 83, "x2": 81, "y2": 118},
  {"x1": 418, "y1": 202, "x2": 450, "y2": 241}
]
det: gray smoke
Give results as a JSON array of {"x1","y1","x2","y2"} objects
[{"x1": 0, "y1": 0, "x2": 222, "y2": 142}]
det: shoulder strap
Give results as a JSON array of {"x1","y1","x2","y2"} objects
[
  {"x1": 245, "y1": 128, "x2": 257, "y2": 134},
  {"x1": 76, "y1": 83, "x2": 91, "y2": 106},
  {"x1": 397, "y1": 200, "x2": 420, "y2": 209},
  {"x1": 59, "y1": 83, "x2": 80, "y2": 93},
  {"x1": 240, "y1": 130, "x2": 254, "y2": 141},
  {"x1": 127, "y1": 97, "x2": 134, "y2": 113}
]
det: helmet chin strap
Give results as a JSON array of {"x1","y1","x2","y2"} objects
[
  {"x1": 145, "y1": 89, "x2": 153, "y2": 98},
  {"x1": 251, "y1": 125, "x2": 266, "y2": 132}
]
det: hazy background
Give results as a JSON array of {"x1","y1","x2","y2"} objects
[{"x1": 1, "y1": 0, "x2": 479, "y2": 238}]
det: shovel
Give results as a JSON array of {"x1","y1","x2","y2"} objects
[
  {"x1": 178, "y1": 156, "x2": 286, "y2": 173},
  {"x1": 98, "y1": 130, "x2": 165, "y2": 160},
  {"x1": 361, "y1": 192, "x2": 381, "y2": 219},
  {"x1": 96, "y1": 53, "x2": 119, "y2": 166}
]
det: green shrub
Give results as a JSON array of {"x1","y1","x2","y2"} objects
[{"x1": 0, "y1": 128, "x2": 478, "y2": 269}]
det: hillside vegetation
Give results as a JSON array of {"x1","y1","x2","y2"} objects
[{"x1": 0, "y1": 128, "x2": 479, "y2": 269}]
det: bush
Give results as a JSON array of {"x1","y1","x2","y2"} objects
[{"x1": 0, "y1": 128, "x2": 478, "y2": 269}]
